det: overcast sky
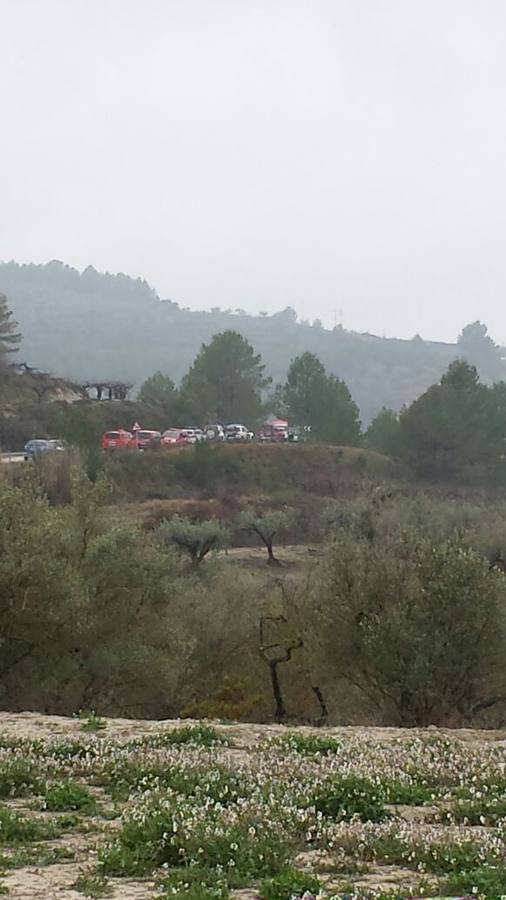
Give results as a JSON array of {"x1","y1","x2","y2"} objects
[{"x1": 1, "y1": 0, "x2": 506, "y2": 342}]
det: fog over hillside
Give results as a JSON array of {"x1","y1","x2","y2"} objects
[
  {"x1": 2, "y1": 2, "x2": 506, "y2": 342},
  {"x1": 1, "y1": 260, "x2": 504, "y2": 423}
]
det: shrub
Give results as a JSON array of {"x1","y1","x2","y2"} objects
[
  {"x1": 182, "y1": 675, "x2": 263, "y2": 722},
  {"x1": 315, "y1": 532, "x2": 506, "y2": 726},
  {"x1": 157, "y1": 867, "x2": 230, "y2": 900},
  {"x1": 443, "y1": 864, "x2": 506, "y2": 899},
  {"x1": 0, "y1": 805, "x2": 60, "y2": 844},
  {"x1": 444, "y1": 796, "x2": 506, "y2": 825},
  {"x1": 100, "y1": 793, "x2": 292, "y2": 878},
  {"x1": 43, "y1": 780, "x2": 97, "y2": 813},
  {"x1": 72, "y1": 871, "x2": 113, "y2": 898},
  {"x1": 259, "y1": 867, "x2": 321, "y2": 900},
  {"x1": 0, "y1": 753, "x2": 43, "y2": 798},
  {"x1": 128, "y1": 724, "x2": 228, "y2": 749},
  {"x1": 311, "y1": 775, "x2": 389, "y2": 822},
  {"x1": 79, "y1": 712, "x2": 106, "y2": 734}
]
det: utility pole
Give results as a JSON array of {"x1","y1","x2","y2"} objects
[{"x1": 332, "y1": 308, "x2": 344, "y2": 328}]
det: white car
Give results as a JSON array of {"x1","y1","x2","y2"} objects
[
  {"x1": 204, "y1": 424, "x2": 225, "y2": 441},
  {"x1": 225, "y1": 424, "x2": 254, "y2": 441},
  {"x1": 179, "y1": 428, "x2": 199, "y2": 444}
]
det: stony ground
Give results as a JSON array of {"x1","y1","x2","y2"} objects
[{"x1": 0, "y1": 713, "x2": 504, "y2": 899}]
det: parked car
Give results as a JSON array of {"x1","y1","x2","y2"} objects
[
  {"x1": 258, "y1": 418, "x2": 289, "y2": 442},
  {"x1": 133, "y1": 429, "x2": 161, "y2": 450},
  {"x1": 161, "y1": 428, "x2": 193, "y2": 447},
  {"x1": 180, "y1": 427, "x2": 206, "y2": 443},
  {"x1": 287, "y1": 425, "x2": 311, "y2": 442},
  {"x1": 24, "y1": 438, "x2": 66, "y2": 460},
  {"x1": 225, "y1": 423, "x2": 254, "y2": 441},
  {"x1": 204, "y1": 423, "x2": 225, "y2": 441},
  {"x1": 101, "y1": 429, "x2": 134, "y2": 451}
]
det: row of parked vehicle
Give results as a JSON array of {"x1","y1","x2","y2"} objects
[
  {"x1": 18, "y1": 420, "x2": 309, "y2": 459},
  {"x1": 101, "y1": 419, "x2": 306, "y2": 451}
]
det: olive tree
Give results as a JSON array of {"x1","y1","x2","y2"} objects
[
  {"x1": 158, "y1": 515, "x2": 229, "y2": 567},
  {"x1": 314, "y1": 532, "x2": 506, "y2": 726},
  {"x1": 238, "y1": 508, "x2": 296, "y2": 565},
  {"x1": 0, "y1": 473, "x2": 186, "y2": 716}
]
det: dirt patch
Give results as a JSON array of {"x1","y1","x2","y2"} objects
[{"x1": 0, "y1": 711, "x2": 503, "y2": 747}]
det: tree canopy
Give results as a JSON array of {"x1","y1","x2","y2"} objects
[
  {"x1": 365, "y1": 408, "x2": 401, "y2": 456},
  {"x1": 457, "y1": 321, "x2": 504, "y2": 381},
  {"x1": 282, "y1": 352, "x2": 361, "y2": 445},
  {"x1": 0, "y1": 293, "x2": 21, "y2": 363},
  {"x1": 397, "y1": 359, "x2": 506, "y2": 481},
  {"x1": 138, "y1": 372, "x2": 177, "y2": 406},
  {"x1": 317, "y1": 530, "x2": 506, "y2": 726},
  {"x1": 158, "y1": 515, "x2": 229, "y2": 566},
  {"x1": 238, "y1": 508, "x2": 296, "y2": 564},
  {"x1": 181, "y1": 331, "x2": 270, "y2": 424}
]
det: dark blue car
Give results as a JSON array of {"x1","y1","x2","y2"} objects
[{"x1": 24, "y1": 439, "x2": 66, "y2": 461}]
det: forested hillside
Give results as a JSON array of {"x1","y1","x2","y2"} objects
[{"x1": 1, "y1": 260, "x2": 504, "y2": 422}]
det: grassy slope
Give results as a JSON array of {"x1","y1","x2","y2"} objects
[{"x1": 105, "y1": 442, "x2": 403, "y2": 503}]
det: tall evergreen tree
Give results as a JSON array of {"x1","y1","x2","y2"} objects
[
  {"x1": 181, "y1": 331, "x2": 270, "y2": 424},
  {"x1": 365, "y1": 408, "x2": 401, "y2": 456},
  {"x1": 398, "y1": 359, "x2": 506, "y2": 480},
  {"x1": 0, "y1": 294, "x2": 21, "y2": 362},
  {"x1": 282, "y1": 352, "x2": 361, "y2": 445},
  {"x1": 457, "y1": 321, "x2": 504, "y2": 381},
  {"x1": 138, "y1": 372, "x2": 177, "y2": 407},
  {"x1": 282, "y1": 352, "x2": 327, "y2": 427}
]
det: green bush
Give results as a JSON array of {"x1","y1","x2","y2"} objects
[
  {"x1": 444, "y1": 796, "x2": 506, "y2": 825},
  {"x1": 79, "y1": 712, "x2": 107, "y2": 733},
  {"x1": 0, "y1": 805, "x2": 60, "y2": 844},
  {"x1": 315, "y1": 532, "x2": 506, "y2": 726},
  {"x1": 72, "y1": 871, "x2": 113, "y2": 898},
  {"x1": 259, "y1": 867, "x2": 321, "y2": 900},
  {"x1": 0, "y1": 754, "x2": 43, "y2": 798},
  {"x1": 43, "y1": 780, "x2": 97, "y2": 813},
  {"x1": 128, "y1": 724, "x2": 228, "y2": 750},
  {"x1": 443, "y1": 864, "x2": 506, "y2": 899},
  {"x1": 312, "y1": 775, "x2": 389, "y2": 822},
  {"x1": 100, "y1": 795, "x2": 291, "y2": 878}
]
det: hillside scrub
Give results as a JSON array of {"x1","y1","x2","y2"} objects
[
  {"x1": 0, "y1": 472, "x2": 189, "y2": 716},
  {"x1": 319, "y1": 534, "x2": 506, "y2": 725},
  {"x1": 1, "y1": 467, "x2": 506, "y2": 725},
  {"x1": 104, "y1": 443, "x2": 400, "y2": 502}
]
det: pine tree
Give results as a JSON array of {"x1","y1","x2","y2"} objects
[
  {"x1": 181, "y1": 331, "x2": 270, "y2": 424},
  {"x1": 0, "y1": 294, "x2": 21, "y2": 361},
  {"x1": 283, "y1": 352, "x2": 361, "y2": 445}
]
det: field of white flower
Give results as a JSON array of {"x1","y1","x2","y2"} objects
[{"x1": 0, "y1": 715, "x2": 503, "y2": 899}]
